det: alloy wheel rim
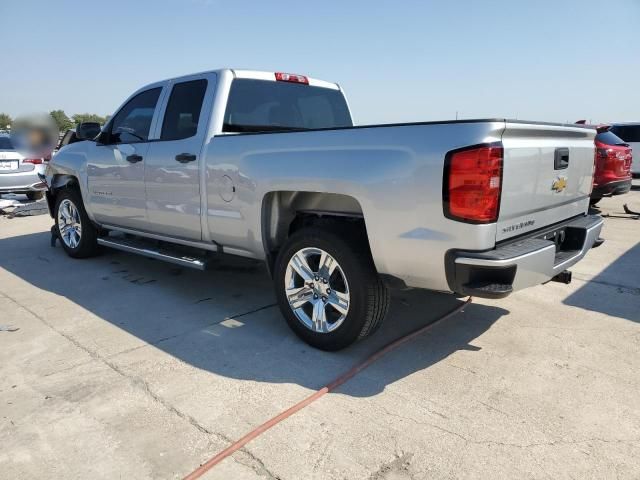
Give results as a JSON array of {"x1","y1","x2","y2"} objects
[
  {"x1": 57, "y1": 199, "x2": 82, "y2": 249},
  {"x1": 284, "y1": 247, "x2": 350, "y2": 333}
]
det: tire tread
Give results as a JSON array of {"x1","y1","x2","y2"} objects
[
  {"x1": 54, "y1": 188, "x2": 99, "y2": 258},
  {"x1": 275, "y1": 221, "x2": 389, "y2": 350}
]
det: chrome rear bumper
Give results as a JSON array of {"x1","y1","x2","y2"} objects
[{"x1": 447, "y1": 215, "x2": 604, "y2": 298}]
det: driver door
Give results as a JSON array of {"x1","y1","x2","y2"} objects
[{"x1": 87, "y1": 86, "x2": 165, "y2": 229}]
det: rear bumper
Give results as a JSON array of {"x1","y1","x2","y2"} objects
[
  {"x1": 446, "y1": 214, "x2": 604, "y2": 299},
  {"x1": 0, "y1": 166, "x2": 47, "y2": 193},
  {"x1": 592, "y1": 178, "x2": 632, "y2": 198}
]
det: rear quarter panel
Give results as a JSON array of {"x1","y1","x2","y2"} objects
[{"x1": 203, "y1": 121, "x2": 505, "y2": 291}]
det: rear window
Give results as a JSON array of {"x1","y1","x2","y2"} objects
[
  {"x1": 596, "y1": 130, "x2": 626, "y2": 146},
  {"x1": 610, "y1": 125, "x2": 640, "y2": 143},
  {"x1": 223, "y1": 79, "x2": 352, "y2": 133},
  {"x1": 161, "y1": 79, "x2": 208, "y2": 141},
  {"x1": 0, "y1": 137, "x2": 13, "y2": 150}
]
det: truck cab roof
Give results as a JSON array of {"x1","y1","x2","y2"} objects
[{"x1": 144, "y1": 68, "x2": 342, "y2": 92}]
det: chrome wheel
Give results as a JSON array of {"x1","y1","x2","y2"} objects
[
  {"x1": 57, "y1": 198, "x2": 82, "y2": 249},
  {"x1": 284, "y1": 247, "x2": 350, "y2": 333}
]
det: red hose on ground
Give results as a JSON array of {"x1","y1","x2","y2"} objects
[{"x1": 183, "y1": 297, "x2": 473, "y2": 480}]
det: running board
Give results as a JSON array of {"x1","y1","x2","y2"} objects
[{"x1": 97, "y1": 237, "x2": 209, "y2": 270}]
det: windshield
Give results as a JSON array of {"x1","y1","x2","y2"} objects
[
  {"x1": 223, "y1": 79, "x2": 352, "y2": 133},
  {"x1": 0, "y1": 137, "x2": 14, "y2": 150}
]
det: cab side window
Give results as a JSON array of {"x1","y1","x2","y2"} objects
[
  {"x1": 160, "y1": 79, "x2": 208, "y2": 141},
  {"x1": 110, "y1": 87, "x2": 162, "y2": 144}
]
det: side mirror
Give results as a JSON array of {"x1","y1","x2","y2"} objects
[
  {"x1": 95, "y1": 130, "x2": 111, "y2": 145},
  {"x1": 75, "y1": 122, "x2": 102, "y2": 141}
]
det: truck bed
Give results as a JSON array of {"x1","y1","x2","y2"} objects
[{"x1": 203, "y1": 118, "x2": 595, "y2": 291}]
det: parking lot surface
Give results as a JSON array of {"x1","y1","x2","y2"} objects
[{"x1": 1, "y1": 188, "x2": 639, "y2": 479}]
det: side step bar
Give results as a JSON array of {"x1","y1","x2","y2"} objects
[{"x1": 97, "y1": 237, "x2": 209, "y2": 270}]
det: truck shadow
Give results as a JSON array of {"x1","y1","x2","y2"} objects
[
  {"x1": 0, "y1": 230, "x2": 507, "y2": 397},
  {"x1": 562, "y1": 241, "x2": 640, "y2": 322}
]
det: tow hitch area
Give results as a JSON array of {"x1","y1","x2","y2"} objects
[{"x1": 551, "y1": 270, "x2": 572, "y2": 284}]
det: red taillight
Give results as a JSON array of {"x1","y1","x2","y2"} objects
[
  {"x1": 275, "y1": 72, "x2": 309, "y2": 84},
  {"x1": 23, "y1": 158, "x2": 43, "y2": 165},
  {"x1": 444, "y1": 144, "x2": 503, "y2": 223},
  {"x1": 594, "y1": 140, "x2": 632, "y2": 181}
]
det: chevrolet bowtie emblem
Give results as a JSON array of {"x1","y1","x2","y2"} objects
[{"x1": 551, "y1": 176, "x2": 567, "y2": 193}]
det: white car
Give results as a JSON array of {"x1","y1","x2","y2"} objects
[
  {"x1": 609, "y1": 123, "x2": 640, "y2": 177},
  {"x1": 0, "y1": 134, "x2": 47, "y2": 200}
]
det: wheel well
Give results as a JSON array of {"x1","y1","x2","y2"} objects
[
  {"x1": 261, "y1": 191, "x2": 370, "y2": 272},
  {"x1": 46, "y1": 174, "x2": 80, "y2": 215},
  {"x1": 51, "y1": 174, "x2": 79, "y2": 191}
]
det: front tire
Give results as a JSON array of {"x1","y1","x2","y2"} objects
[
  {"x1": 274, "y1": 224, "x2": 389, "y2": 351},
  {"x1": 54, "y1": 188, "x2": 99, "y2": 258},
  {"x1": 589, "y1": 197, "x2": 602, "y2": 206}
]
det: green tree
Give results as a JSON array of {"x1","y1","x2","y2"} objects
[
  {"x1": 72, "y1": 113, "x2": 107, "y2": 126},
  {"x1": 49, "y1": 110, "x2": 74, "y2": 132},
  {"x1": 0, "y1": 113, "x2": 12, "y2": 130}
]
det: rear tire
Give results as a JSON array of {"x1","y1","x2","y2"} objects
[
  {"x1": 26, "y1": 191, "x2": 44, "y2": 201},
  {"x1": 589, "y1": 197, "x2": 601, "y2": 206},
  {"x1": 54, "y1": 188, "x2": 99, "y2": 258},
  {"x1": 274, "y1": 224, "x2": 389, "y2": 351}
]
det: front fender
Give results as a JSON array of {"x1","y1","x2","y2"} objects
[{"x1": 46, "y1": 143, "x2": 94, "y2": 220}]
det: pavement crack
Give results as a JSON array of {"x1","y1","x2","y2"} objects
[
  {"x1": 478, "y1": 400, "x2": 511, "y2": 418},
  {"x1": 571, "y1": 274, "x2": 640, "y2": 295},
  {"x1": 0, "y1": 291, "x2": 278, "y2": 477},
  {"x1": 369, "y1": 452, "x2": 413, "y2": 480},
  {"x1": 376, "y1": 403, "x2": 640, "y2": 450},
  {"x1": 228, "y1": 303, "x2": 277, "y2": 319},
  {"x1": 445, "y1": 362, "x2": 477, "y2": 375},
  {"x1": 107, "y1": 302, "x2": 278, "y2": 359},
  {"x1": 233, "y1": 450, "x2": 281, "y2": 480}
]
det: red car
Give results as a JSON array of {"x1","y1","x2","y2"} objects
[
  {"x1": 591, "y1": 126, "x2": 633, "y2": 205},
  {"x1": 576, "y1": 122, "x2": 633, "y2": 206}
]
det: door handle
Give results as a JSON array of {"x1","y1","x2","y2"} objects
[
  {"x1": 554, "y1": 148, "x2": 569, "y2": 170},
  {"x1": 175, "y1": 153, "x2": 197, "y2": 163},
  {"x1": 126, "y1": 154, "x2": 143, "y2": 163}
]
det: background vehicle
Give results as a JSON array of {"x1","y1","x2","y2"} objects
[
  {"x1": 590, "y1": 127, "x2": 632, "y2": 206},
  {"x1": 0, "y1": 134, "x2": 46, "y2": 200},
  {"x1": 45, "y1": 69, "x2": 603, "y2": 350},
  {"x1": 609, "y1": 123, "x2": 640, "y2": 177}
]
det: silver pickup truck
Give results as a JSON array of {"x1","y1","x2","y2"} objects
[{"x1": 45, "y1": 68, "x2": 603, "y2": 350}]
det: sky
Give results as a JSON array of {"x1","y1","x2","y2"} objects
[{"x1": 1, "y1": 0, "x2": 638, "y2": 125}]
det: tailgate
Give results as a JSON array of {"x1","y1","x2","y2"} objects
[{"x1": 497, "y1": 122, "x2": 595, "y2": 242}]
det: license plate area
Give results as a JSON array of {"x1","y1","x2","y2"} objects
[
  {"x1": 0, "y1": 160, "x2": 18, "y2": 171},
  {"x1": 537, "y1": 224, "x2": 586, "y2": 266}
]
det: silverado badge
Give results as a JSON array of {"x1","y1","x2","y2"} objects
[{"x1": 551, "y1": 176, "x2": 567, "y2": 193}]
